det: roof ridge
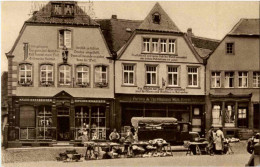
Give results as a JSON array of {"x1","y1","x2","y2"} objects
[{"x1": 191, "y1": 35, "x2": 221, "y2": 42}]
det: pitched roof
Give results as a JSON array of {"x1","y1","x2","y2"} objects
[
  {"x1": 228, "y1": 18, "x2": 260, "y2": 36},
  {"x1": 26, "y1": 1, "x2": 99, "y2": 26},
  {"x1": 137, "y1": 2, "x2": 181, "y2": 33},
  {"x1": 96, "y1": 18, "x2": 142, "y2": 52}
]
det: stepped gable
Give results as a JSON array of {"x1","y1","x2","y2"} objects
[
  {"x1": 228, "y1": 18, "x2": 259, "y2": 36},
  {"x1": 137, "y1": 2, "x2": 181, "y2": 33},
  {"x1": 26, "y1": 1, "x2": 99, "y2": 26}
]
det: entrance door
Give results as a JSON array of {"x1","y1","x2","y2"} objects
[{"x1": 57, "y1": 117, "x2": 70, "y2": 141}]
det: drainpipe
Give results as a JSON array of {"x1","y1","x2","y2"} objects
[
  {"x1": 111, "y1": 52, "x2": 117, "y2": 130},
  {"x1": 203, "y1": 57, "x2": 207, "y2": 135}
]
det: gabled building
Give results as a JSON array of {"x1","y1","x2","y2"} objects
[
  {"x1": 206, "y1": 19, "x2": 260, "y2": 139},
  {"x1": 6, "y1": 1, "x2": 114, "y2": 147},
  {"x1": 113, "y1": 3, "x2": 208, "y2": 135}
]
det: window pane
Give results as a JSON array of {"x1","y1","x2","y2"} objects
[
  {"x1": 193, "y1": 75, "x2": 197, "y2": 85},
  {"x1": 168, "y1": 74, "x2": 172, "y2": 85},
  {"x1": 147, "y1": 73, "x2": 151, "y2": 84},
  {"x1": 152, "y1": 73, "x2": 156, "y2": 84},
  {"x1": 124, "y1": 72, "x2": 128, "y2": 83},
  {"x1": 188, "y1": 74, "x2": 192, "y2": 85},
  {"x1": 129, "y1": 73, "x2": 134, "y2": 84}
]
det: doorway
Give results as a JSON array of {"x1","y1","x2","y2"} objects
[{"x1": 57, "y1": 117, "x2": 70, "y2": 141}]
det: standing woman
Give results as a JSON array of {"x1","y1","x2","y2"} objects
[{"x1": 215, "y1": 127, "x2": 225, "y2": 154}]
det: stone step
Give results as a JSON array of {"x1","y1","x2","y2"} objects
[{"x1": 52, "y1": 142, "x2": 74, "y2": 147}]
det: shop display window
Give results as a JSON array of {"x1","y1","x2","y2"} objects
[
  {"x1": 20, "y1": 106, "x2": 36, "y2": 139},
  {"x1": 37, "y1": 106, "x2": 53, "y2": 139},
  {"x1": 238, "y1": 108, "x2": 248, "y2": 127},
  {"x1": 91, "y1": 106, "x2": 106, "y2": 140},
  {"x1": 75, "y1": 106, "x2": 89, "y2": 140},
  {"x1": 224, "y1": 104, "x2": 235, "y2": 127},
  {"x1": 212, "y1": 105, "x2": 222, "y2": 126}
]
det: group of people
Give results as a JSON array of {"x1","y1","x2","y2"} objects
[{"x1": 207, "y1": 126, "x2": 225, "y2": 155}]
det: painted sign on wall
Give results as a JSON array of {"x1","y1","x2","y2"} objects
[
  {"x1": 132, "y1": 54, "x2": 186, "y2": 62},
  {"x1": 135, "y1": 86, "x2": 188, "y2": 94}
]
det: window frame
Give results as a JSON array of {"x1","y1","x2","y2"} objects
[
  {"x1": 145, "y1": 64, "x2": 158, "y2": 86},
  {"x1": 211, "y1": 71, "x2": 221, "y2": 88},
  {"x1": 142, "y1": 38, "x2": 150, "y2": 53},
  {"x1": 253, "y1": 71, "x2": 260, "y2": 88},
  {"x1": 211, "y1": 104, "x2": 222, "y2": 127},
  {"x1": 18, "y1": 63, "x2": 33, "y2": 86},
  {"x1": 167, "y1": 65, "x2": 179, "y2": 87},
  {"x1": 122, "y1": 64, "x2": 136, "y2": 86},
  {"x1": 58, "y1": 64, "x2": 72, "y2": 87},
  {"x1": 51, "y1": 2, "x2": 75, "y2": 17},
  {"x1": 39, "y1": 64, "x2": 54, "y2": 87},
  {"x1": 75, "y1": 64, "x2": 90, "y2": 87},
  {"x1": 160, "y1": 39, "x2": 167, "y2": 53},
  {"x1": 238, "y1": 71, "x2": 248, "y2": 88},
  {"x1": 226, "y1": 42, "x2": 235, "y2": 55},
  {"x1": 168, "y1": 39, "x2": 176, "y2": 54},
  {"x1": 151, "y1": 38, "x2": 159, "y2": 53},
  {"x1": 58, "y1": 29, "x2": 72, "y2": 49},
  {"x1": 224, "y1": 71, "x2": 234, "y2": 88},
  {"x1": 94, "y1": 65, "x2": 109, "y2": 88},
  {"x1": 187, "y1": 66, "x2": 199, "y2": 87}
]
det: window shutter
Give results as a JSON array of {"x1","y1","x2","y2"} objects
[
  {"x1": 20, "y1": 106, "x2": 35, "y2": 127},
  {"x1": 59, "y1": 31, "x2": 64, "y2": 48},
  {"x1": 64, "y1": 30, "x2": 71, "y2": 48}
]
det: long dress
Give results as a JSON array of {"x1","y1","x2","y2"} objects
[{"x1": 215, "y1": 130, "x2": 224, "y2": 151}]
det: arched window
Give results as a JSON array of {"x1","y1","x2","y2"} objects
[
  {"x1": 59, "y1": 65, "x2": 71, "y2": 85},
  {"x1": 19, "y1": 63, "x2": 33, "y2": 86},
  {"x1": 40, "y1": 64, "x2": 54, "y2": 86},
  {"x1": 76, "y1": 65, "x2": 90, "y2": 87}
]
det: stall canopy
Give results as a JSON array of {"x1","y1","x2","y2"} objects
[{"x1": 131, "y1": 117, "x2": 178, "y2": 128}]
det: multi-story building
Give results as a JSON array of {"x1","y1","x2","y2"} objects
[
  {"x1": 6, "y1": 1, "x2": 114, "y2": 147},
  {"x1": 205, "y1": 19, "x2": 260, "y2": 139},
  {"x1": 113, "y1": 3, "x2": 210, "y2": 135}
]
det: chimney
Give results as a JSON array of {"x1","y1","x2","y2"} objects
[
  {"x1": 187, "y1": 28, "x2": 193, "y2": 41},
  {"x1": 111, "y1": 15, "x2": 117, "y2": 19}
]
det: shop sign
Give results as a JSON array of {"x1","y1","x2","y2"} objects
[
  {"x1": 19, "y1": 98, "x2": 52, "y2": 102},
  {"x1": 132, "y1": 53, "x2": 183, "y2": 62},
  {"x1": 131, "y1": 97, "x2": 204, "y2": 103},
  {"x1": 75, "y1": 99, "x2": 106, "y2": 103},
  {"x1": 135, "y1": 86, "x2": 188, "y2": 94}
]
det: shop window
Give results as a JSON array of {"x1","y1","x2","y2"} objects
[
  {"x1": 146, "y1": 65, "x2": 157, "y2": 85},
  {"x1": 59, "y1": 30, "x2": 71, "y2": 48},
  {"x1": 253, "y1": 72, "x2": 260, "y2": 88},
  {"x1": 123, "y1": 64, "x2": 135, "y2": 85},
  {"x1": 188, "y1": 67, "x2": 198, "y2": 87},
  {"x1": 160, "y1": 39, "x2": 167, "y2": 53},
  {"x1": 91, "y1": 106, "x2": 106, "y2": 140},
  {"x1": 226, "y1": 42, "x2": 234, "y2": 54},
  {"x1": 59, "y1": 65, "x2": 71, "y2": 86},
  {"x1": 238, "y1": 108, "x2": 248, "y2": 127},
  {"x1": 20, "y1": 106, "x2": 36, "y2": 139},
  {"x1": 75, "y1": 106, "x2": 89, "y2": 140},
  {"x1": 37, "y1": 106, "x2": 53, "y2": 140},
  {"x1": 40, "y1": 64, "x2": 54, "y2": 86},
  {"x1": 225, "y1": 72, "x2": 234, "y2": 88},
  {"x1": 224, "y1": 104, "x2": 235, "y2": 127},
  {"x1": 18, "y1": 63, "x2": 33, "y2": 86},
  {"x1": 94, "y1": 65, "x2": 108, "y2": 87},
  {"x1": 168, "y1": 66, "x2": 178, "y2": 86},
  {"x1": 168, "y1": 39, "x2": 176, "y2": 54},
  {"x1": 152, "y1": 38, "x2": 159, "y2": 53},
  {"x1": 76, "y1": 65, "x2": 90, "y2": 87},
  {"x1": 212, "y1": 105, "x2": 222, "y2": 126},
  {"x1": 143, "y1": 38, "x2": 150, "y2": 52},
  {"x1": 238, "y1": 72, "x2": 248, "y2": 88},
  {"x1": 211, "y1": 72, "x2": 221, "y2": 88}
]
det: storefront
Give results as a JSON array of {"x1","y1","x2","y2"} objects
[
  {"x1": 115, "y1": 94, "x2": 205, "y2": 136},
  {"x1": 8, "y1": 91, "x2": 112, "y2": 147}
]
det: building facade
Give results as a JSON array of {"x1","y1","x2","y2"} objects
[
  {"x1": 114, "y1": 3, "x2": 207, "y2": 135},
  {"x1": 6, "y1": 1, "x2": 114, "y2": 147},
  {"x1": 205, "y1": 19, "x2": 260, "y2": 139}
]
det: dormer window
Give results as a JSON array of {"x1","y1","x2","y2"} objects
[
  {"x1": 152, "y1": 13, "x2": 161, "y2": 24},
  {"x1": 52, "y1": 2, "x2": 75, "y2": 17}
]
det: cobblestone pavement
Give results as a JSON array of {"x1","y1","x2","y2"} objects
[{"x1": 2, "y1": 141, "x2": 251, "y2": 167}]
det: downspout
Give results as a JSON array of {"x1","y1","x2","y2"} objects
[{"x1": 112, "y1": 52, "x2": 117, "y2": 130}]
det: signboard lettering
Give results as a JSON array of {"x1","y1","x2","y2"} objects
[
  {"x1": 132, "y1": 54, "x2": 186, "y2": 62},
  {"x1": 136, "y1": 87, "x2": 188, "y2": 94}
]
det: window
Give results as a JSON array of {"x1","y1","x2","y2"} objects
[
  {"x1": 168, "y1": 66, "x2": 178, "y2": 86},
  {"x1": 40, "y1": 64, "x2": 53, "y2": 86},
  {"x1": 152, "y1": 13, "x2": 161, "y2": 24},
  {"x1": 52, "y1": 3, "x2": 62, "y2": 15},
  {"x1": 64, "y1": 4, "x2": 74, "y2": 15},
  {"x1": 76, "y1": 65, "x2": 89, "y2": 87},
  {"x1": 52, "y1": 3, "x2": 74, "y2": 16},
  {"x1": 226, "y1": 42, "x2": 234, "y2": 54},
  {"x1": 238, "y1": 108, "x2": 248, "y2": 127},
  {"x1": 20, "y1": 106, "x2": 36, "y2": 139},
  {"x1": 19, "y1": 64, "x2": 32, "y2": 86},
  {"x1": 37, "y1": 106, "x2": 52, "y2": 140},
  {"x1": 238, "y1": 72, "x2": 248, "y2": 88},
  {"x1": 95, "y1": 66, "x2": 108, "y2": 87},
  {"x1": 225, "y1": 104, "x2": 235, "y2": 127},
  {"x1": 143, "y1": 38, "x2": 150, "y2": 52},
  {"x1": 225, "y1": 72, "x2": 234, "y2": 88},
  {"x1": 212, "y1": 105, "x2": 222, "y2": 126},
  {"x1": 168, "y1": 39, "x2": 175, "y2": 54},
  {"x1": 152, "y1": 39, "x2": 159, "y2": 53},
  {"x1": 59, "y1": 30, "x2": 71, "y2": 48},
  {"x1": 123, "y1": 65, "x2": 135, "y2": 85},
  {"x1": 160, "y1": 39, "x2": 167, "y2": 53},
  {"x1": 188, "y1": 67, "x2": 198, "y2": 87},
  {"x1": 59, "y1": 65, "x2": 71, "y2": 85},
  {"x1": 75, "y1": 106, "x2": 89, "y2": 140},
  {"x1": 211, "y1": 72, "x2": 221, "y2": 88},
  {"x1": 146, "y1": 65, "x2": 157, "y2": 85},
  {"x1": 253, "y1": 72, "x2": 260, "y2": 88}
]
